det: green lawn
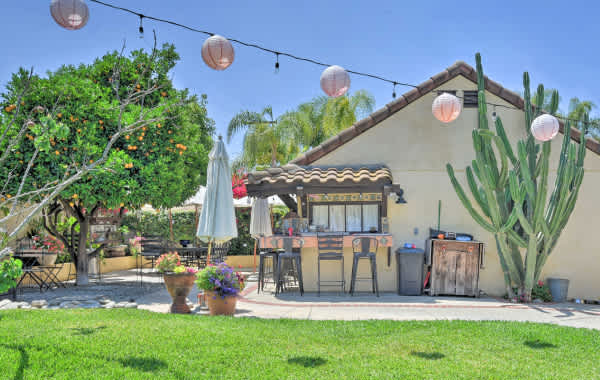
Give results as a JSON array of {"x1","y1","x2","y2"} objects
[{"x1": 0, "y1": 310, "x2": 598, "y2": 379}]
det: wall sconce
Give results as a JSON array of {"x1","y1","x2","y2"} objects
[{"x1": 395, "y1": 189, "x2": 407, "y2": 204}]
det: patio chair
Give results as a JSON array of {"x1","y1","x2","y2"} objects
[
  {"x1": 317, "y1": 233, "x2": 345, "y2": 296},
  {"x1": 258, "y1": 239, "x2": 279, "y2": 293},
  {"x1": 137, "y1": 236, "x2": 166, "y2": 286},
  {"x1": 274, "y1": 237, "x2": 304, "y2": 296},
  {"x1": 209, "y1": 242, "x2": 230, "y2": 265},
  {"x1": 350, "y1": 237, "x2": 379, "y2": 297}
]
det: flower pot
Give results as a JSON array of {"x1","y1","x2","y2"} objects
[
  {"x1": 205, "y1": 290, "x2": 237, "y2": 316},
  {"x1": 163, "y1": 272, "x2": 196, "y2": 314},
  {"x1": 105, "y1": 245, "x2": 127, "y2": 257},
  {"x1": 547, "y1": 278, "x2": 569, "y2": 303},
  {"x1": 38, "y1": 253, "x2": 57, "y2": 266}
]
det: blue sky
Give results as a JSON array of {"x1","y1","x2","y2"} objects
[{"x1": 2, "y1": 1, "x2": 599, "y2": 157}]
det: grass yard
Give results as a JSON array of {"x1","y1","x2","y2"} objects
[{"x1": 0, "y1": 309, "x2": 598, "y2": 379}]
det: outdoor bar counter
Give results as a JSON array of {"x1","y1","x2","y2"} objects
[
  {"x1": 260, "y1": 233, "x2": 397, "y2": 292},
  {"x1": 247, "y1": 164, "x2": 407, "y2": 293}
]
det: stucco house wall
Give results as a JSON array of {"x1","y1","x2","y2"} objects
[{"x1": 310, "y1": 74, "x2": 600, "y2": 299}]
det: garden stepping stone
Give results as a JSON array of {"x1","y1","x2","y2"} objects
[{"x1": 31, "y1": 300, "x2": 48, "y2": 308}]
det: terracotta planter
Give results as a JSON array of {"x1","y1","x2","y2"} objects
[
  {"x1": 163, "y1": 272, "x2": 196, "y2": 314},
  {"x1": 205, "y1": 290, "x2": 238, "y2": 316},
  {"x1": 105, "y1": 245, "x2": 127, "y2": 257}
]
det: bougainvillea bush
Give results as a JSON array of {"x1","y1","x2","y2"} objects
[{"x1": 195, "y1": 262, "x2": 245, "y2": 297}]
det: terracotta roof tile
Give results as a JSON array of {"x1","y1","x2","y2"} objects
[
  {"x1": 247, "y1": 165, "x2": 393, "y2": 187},
  {"x1": 290, "y1": 60, "x2": 600, "y2": 165}
]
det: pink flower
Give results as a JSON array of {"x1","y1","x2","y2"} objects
[{"x1": 538, "y1": 281, "x2": 544, "y2": 286}]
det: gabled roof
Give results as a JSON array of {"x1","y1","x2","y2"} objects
[{"x1": 291, "y1": 61, "x2": 600, "y2": 166}]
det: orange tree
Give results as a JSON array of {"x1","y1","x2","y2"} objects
[{"x1": 0, "y1": 44, "x2": 214, "y2": 284}]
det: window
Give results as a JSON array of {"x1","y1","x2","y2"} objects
[{"x1": 310, "y1": 204, "x2": 380, "y2": 232}]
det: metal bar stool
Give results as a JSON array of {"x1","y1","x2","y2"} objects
[
  {"x1": 274, "y1": 237, "x2": 304, "y2": 295},
  {"x1": 257, "y1": 237, "x2": 279, "y2": 293},
  {"x1": 317, "y1": 233, "x2": 345, "y2": 296},
  {"x1": 350, "y1": 237, "x2": 379, "y2": 297}
]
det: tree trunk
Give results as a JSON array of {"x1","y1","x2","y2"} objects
[{"x1": 76, "y1": 218, "x2": 90, "y2": 285}]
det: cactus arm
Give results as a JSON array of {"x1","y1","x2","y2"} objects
[
  {"x1": 494, "y1": 117, "x2": 518, "y2": 165},
  {"x1": 466, "y1": 166, "x2": 491, "y2": 218},
  {"x1": 507, "y1": 229, "x2": 527, "y2": 248},
  {"x1": 446, "y1": 164, "x2": 496, "y2": 233}
]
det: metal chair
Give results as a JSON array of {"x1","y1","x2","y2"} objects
[
  {"x1": 137, "y1": 236, "x2": 166, "y2": 286},
  {"x1": 274, "y1": 237, "x2": 304, "y2": 295},
  {"x1": 257, "y1": 237, "x2": 278, "y2": 293},
  {"x1": 317, "y1": 233, "x2": 345, "y2": 296},
  {"x1": 209, "y1": 242, "x2": 230, "y2": 264},
  {"x1": 350, "y1": 237, "x2": 379, "y2": 297}
]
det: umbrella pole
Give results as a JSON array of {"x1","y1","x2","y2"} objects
[
  {"x1": 207, "y1": 241, "x2": 212, "y2": 265},
  {"x1": 253, "y1": 238, "x2": 258, "y2": 273},
  {"x1": 194, "y1": 204, "x2": 199, "y2": 246}
]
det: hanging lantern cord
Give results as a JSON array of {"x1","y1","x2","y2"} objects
[
  {"x1": 138, "y1": 14, "x2": 144, "y2": 37},
  {"x1": 275, "y1": 52, "x2": 280, "y2": 73},
  {"x1": 392, "y1": 82, "x2": 397, "y2": 99}
]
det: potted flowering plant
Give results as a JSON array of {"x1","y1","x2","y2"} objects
[
  {"x1": 196, "y1": 262, "x2": 245, "y2": 316},
  {"x1": 31, "y1": 235, "x2": 64, "y2": 265},
  {"x1": 156, "y1": 252, "x2": 198, "y2": 314}
]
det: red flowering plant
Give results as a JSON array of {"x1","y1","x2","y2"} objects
[
  {"x1": 32, "y1": 235, "x2": 65, "y2": 254},
  {"x1": 232, "y1": 172, "x2": 247, "y2": 199},
  {"x1": 155, "y1": 252, "x2": 198, "y2": 274}
]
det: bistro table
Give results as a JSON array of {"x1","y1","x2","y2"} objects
[
  {"x1": 172, "y1": 247, "x2": 209, "y2": 268},
  {"x1": 13, "y1": 254, "x2": 64, "y2": 292}
]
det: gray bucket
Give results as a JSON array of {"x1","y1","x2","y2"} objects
[{"x1": 546, "y1": 278, "x2": 569, "y2": 302}]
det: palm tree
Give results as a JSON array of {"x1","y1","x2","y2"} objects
[
  {"x1": 280, "y1": 90, "x2": 375, "y2": 150},
  {"x1": 227, "y1": 106, "x2": 297, "y2": 170},
  {"x1": 568, "y1": 97, "x2": 596, "y2": 125}
]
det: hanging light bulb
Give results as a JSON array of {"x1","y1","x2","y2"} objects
[
  {"x1": 138, "y1": 15, "x2": 144, "y2": 38},
  {"x1": 274, "y1": 53, "x2": 280, "y2": 74},
  {"x1": 392, "y1": 82, "x2": 397, "y2": 99},
  {"x1": 491, "y1": 105, "x2": 497, "y2": 122}
]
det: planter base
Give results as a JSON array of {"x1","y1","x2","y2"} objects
[
  {"x1": 163, "y1": 273, "x2": 196, "y2": 314},
  {"x1": 205, "y1": 290, "x2": 237, "y2": 316}
]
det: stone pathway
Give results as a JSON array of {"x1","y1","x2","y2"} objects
[{"x1": 3, "y1": 269, "x2": 600, "y2": 330}]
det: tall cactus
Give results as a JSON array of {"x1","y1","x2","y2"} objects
[{"x1": 447, "y1": 53, "x2": 589, "y2": 301}]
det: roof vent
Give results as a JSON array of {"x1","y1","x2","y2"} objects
[{"x1": 463, "y1": 90, "x2": 478, "y2": 108}]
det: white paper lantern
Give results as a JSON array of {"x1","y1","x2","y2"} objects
[
  {"x1": 432, "y1": 93, "x2": 462, "y2": 123},
  {"x1": 320, "y1": 65, "x2": 350, "y2": 98},
  {"x1": 201, "y1": 35, "x2": 235, "y2": 71},
  {"x1": 50, "y1": 0, "x2": 89, "y2": 30},
  {"x1": 531, "y1": 114, "x2": 559, "y2": 141}
]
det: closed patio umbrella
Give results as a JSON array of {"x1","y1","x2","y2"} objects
[
  {"x1": 196, "y1": 136, "x2": 237, "y2": 263},
  {"x1": 250, "y1": 197, "x2": 273, "y2": 271}
]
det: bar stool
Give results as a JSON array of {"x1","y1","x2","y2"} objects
[
  {"x1": 317, "y1": 233, "x2": 345, "y2": 296},
  {"x1": 257, "y1": 239, "x2": 279, "y2": 293},
  {"x1": 274, "y1": 237, "x2": 304, "y2": 295},
  {"x1": 350, "y1": 237, "x2": 379, "y2": 296}
]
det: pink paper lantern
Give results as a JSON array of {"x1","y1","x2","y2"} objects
[
  {"x1": 531, "y1": 114, "x2": 559, "y2": 141},
  {"x1": 202, "y1": 35, "x2": 235, "y2": 71},
  {"x1": 50, "y1": 0, "x2": 89, "y2": 30},
  {"x1": 320, "y1": 65, "x2": 350, "y2": 98},
  {"x1": 432, "y1": 93, "x2": 462, "y2": 123}
]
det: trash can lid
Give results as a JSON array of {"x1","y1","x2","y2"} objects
[{"x1": 395, "y1": 248, "x2": 424, "y2": 254}]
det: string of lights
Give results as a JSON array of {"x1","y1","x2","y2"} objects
[{"x1": 72, "y1": 0, "x2": 599, "y2": 130}]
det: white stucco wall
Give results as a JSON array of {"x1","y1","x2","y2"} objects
[{"x1": 312, "y1": 75, "x2": 600, "y2": 299}]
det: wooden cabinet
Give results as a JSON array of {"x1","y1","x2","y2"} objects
[{"x1": 429, "y1": 239, "x2": 483, "y2": 297}]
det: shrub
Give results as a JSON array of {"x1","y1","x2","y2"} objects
[{"x1": 0, "y1": 257, "x2": 23, "y2": 293}]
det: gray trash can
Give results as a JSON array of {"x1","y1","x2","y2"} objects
[{"x1": 396, "y1": 247, "x2": 425, "y2": 295}]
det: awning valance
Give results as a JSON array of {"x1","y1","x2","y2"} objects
[{"x1": 246, "y1": 164, "x2": 400, "y2": 198}]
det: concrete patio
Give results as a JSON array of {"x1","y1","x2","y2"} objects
[{"x1": 7, "y1": 268, "x2": 600, "y2": 330}]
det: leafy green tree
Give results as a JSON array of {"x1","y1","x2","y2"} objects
[
  {"x1": 280, "y1": 90, "x2": 375, "y2": 150},
  {"x1": 0, "y1": 43, "x2": 214, "y2": 284},
  {"x1": 227, "y1": 106, "x2": 297, "y2": 169}
]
